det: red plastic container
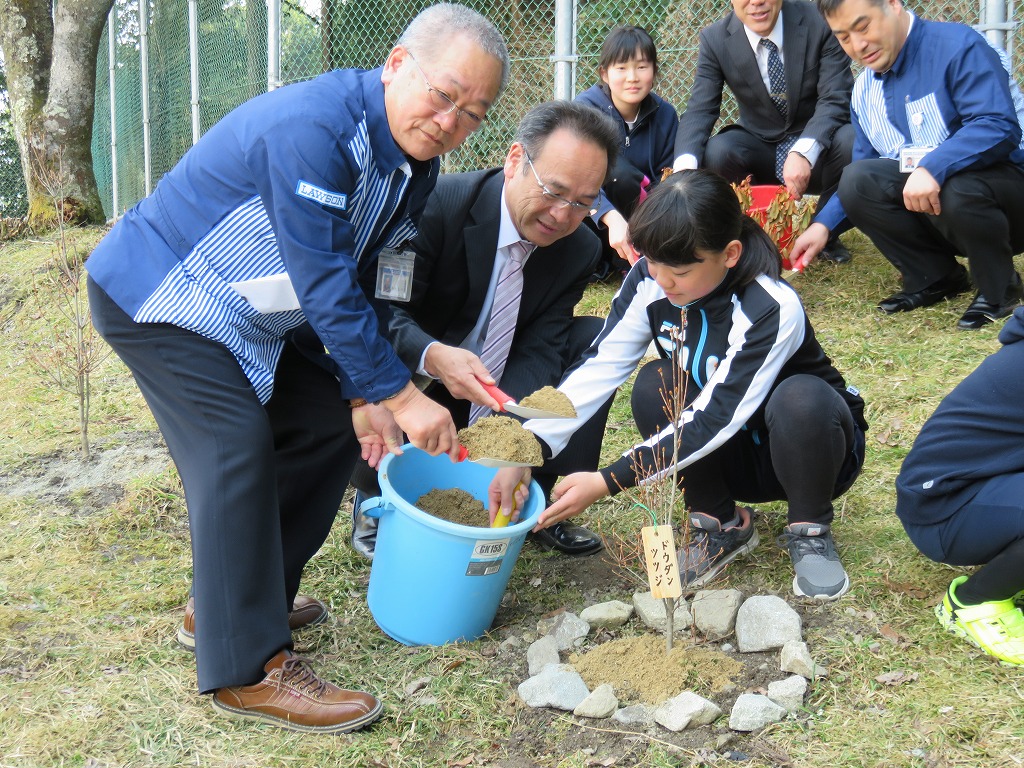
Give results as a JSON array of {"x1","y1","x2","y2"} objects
[{"x1": 746, "y1": 184, "x2": 794, "y2": 269}]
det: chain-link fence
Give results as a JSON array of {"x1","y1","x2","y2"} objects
[{"x1": 0, "y1": 0, "x2": 1014, "y2": 219}]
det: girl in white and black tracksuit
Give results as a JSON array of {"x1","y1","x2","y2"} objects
[{"x1": 493, "y1": 169, "x2": 867, "y2": 596}]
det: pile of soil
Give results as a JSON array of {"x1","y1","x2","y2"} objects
[
  {"x1": 519, "y1": 386, "x2": 576, "y2": 417},
  {"x1": 416, "y1": 487, "x2": 489, "y2": 527},
  {"x1": 570, "y1": 635, "x2": 744, "y2": 704},
  {"x1": 458, "y1": 415, "x2": 542, "y2": 465}
]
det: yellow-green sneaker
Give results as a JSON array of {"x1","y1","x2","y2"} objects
[{"x1": 935, "y1": 576, "x2": 1024, "y2": 667}]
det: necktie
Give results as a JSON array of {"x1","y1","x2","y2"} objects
[
  {"x1": 760, "y1": 38, "x2": 788, "y2": 120},
  {"x1": 468, "y1": 240, "x2": 531, "y2": 424},
  {"x1": 760, "y1": 39, "x2": 795, "y2": 182}
]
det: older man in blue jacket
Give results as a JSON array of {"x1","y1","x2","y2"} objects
[{"x1": 86, "y1": 3, "x2": 507, "y2": 734}]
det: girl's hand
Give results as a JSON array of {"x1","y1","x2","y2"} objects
[
  {"x1": 535, "y1": 472, "x2": 609, "y2": 530},
  {"x1": 488, "y1": 466, "x2": 532, "y2": 525}
]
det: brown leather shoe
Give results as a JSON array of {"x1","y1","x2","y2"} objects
[
  {"x1": 176, "y1": 595, "x2": 329, "y2": 651},
  {"x1": 212, "y1": 650, "x2": 383, "y2": 733}
]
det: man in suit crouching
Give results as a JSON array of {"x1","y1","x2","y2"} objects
[
  {"x1": 674, "y1": 0, "x2": 855, "y2": 262},
  {"x1": 349, "y1": 101, "x2": 621, "y2": 557}
]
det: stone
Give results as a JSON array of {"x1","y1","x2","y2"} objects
[
  {"x1": 517, "y1": 664, "x2": 590, "y2": 711},
  {"x1": 538, "y1": 612, "x2": 591, "y2": 651},
  {"x1": 734, "y1": 596, "x2": 802, "y2": 652},
  {"x1": 632, "y1": 591, "x2": 692, "y2": 634},
  {"x1": 728, "y1": 693, "x2": 788, "y2": 731},
  {"x1": 500, "y1": 635, "x2": 524, "y2": 651},
  {"x1": 767, "y1": 675, "x2": 807, "y2": 712},
  {"x1": 580, "y1": 599, "x2": 634, "y2": 629},
  {"x1": 691, "y1": 589, "x2": 744, "y2": 639},
  {"x1": 573, "y1": 683, "x2": 618, "y2": 719},
  {"x1": 526, "y1": 635, "x2": 560, "y2": 676},
  {"x1": 653, "y1": 691, "x2": 722, "y2": 732},
  {"x1": 612, "y1": 704, "x2": 655, "y2": 727},
  {"x1": 780, "y1": 640, "x2": 826, "y2": 679}
]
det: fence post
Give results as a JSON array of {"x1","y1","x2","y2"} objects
[
  {"x1": 552, "y1": 0, "x2": 577, "y2": 100},
  {"x1": 980, "y1": 0, "x2": 1011, "y2": 55},
  {"x1": 140, "y1": 0, "x2": 152, "y2": 196},
  {"x1": 189, "y1": 0, "x2": 201, "y2": 145},
  {"x1": 268, "y1": 0, "x2": 282, "y2": 91},
  {"x1": 107, "y1": 7, "x2": 118, "y2": 217}
]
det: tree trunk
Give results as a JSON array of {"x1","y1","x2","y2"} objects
[{"x1": 0, "y1": 0, "x2": 112, "y2": 228}]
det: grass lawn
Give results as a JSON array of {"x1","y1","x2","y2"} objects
[{"x1": 0, "y1": 226, "x2": 1021, "y2": 767}]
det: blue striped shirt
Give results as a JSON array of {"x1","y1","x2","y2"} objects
[
  {"x1": 88, "y1": 68, "x2": 437, "y2": 403},
  {"x1": 816, "y1": 16, "x2": 1024, "y2": 231}
]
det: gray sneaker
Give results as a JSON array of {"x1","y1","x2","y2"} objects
[
  {"x1": 778, "y1": 522, "x2": 849, "y2": 600},
  {"x1": 678, "y1": 506, "x2": 760, "y2": 589}
]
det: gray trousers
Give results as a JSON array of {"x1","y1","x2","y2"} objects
[{"x1": 89, "y1": 277, "x2": 358, "y2": 693}]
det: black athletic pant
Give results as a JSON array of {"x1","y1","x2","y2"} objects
[{"x1": 631, "y1": 361, "x2": 863, "y2": 526}]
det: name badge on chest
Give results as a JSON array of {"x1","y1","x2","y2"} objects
[
  {"x1": 375, "y1": 247, "x2": 415, "y2": 302},
  {"x1": 899, "y1": 145, "x2": 935, "y2": 173}
]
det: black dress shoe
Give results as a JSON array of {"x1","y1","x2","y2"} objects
[
  {"x1": 530, "y1": 522, "x2": 604, "y2": 556},
  {"x1": 351, "y1": 491, "x2": 377, "y2": 561},
  {"x1": 819, "y1": 240, "x2": 852, "y2": 264},
  {"x1": 957, "y1": 273, "x2": 1024, "y2": 329},
  {"x1": 878, "y1": 265, "x2": 971, "y2": 314}
]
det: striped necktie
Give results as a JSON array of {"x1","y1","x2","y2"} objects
[{"x1": 468, "y1": 240, "x2": 531, "y2": 425}]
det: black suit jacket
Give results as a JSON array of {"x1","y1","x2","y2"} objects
[
  {"x1": 386, "y1": 168, "x2": 601, "y2": 421},
  {"x1": 675, "y1": 0, "x2": 853, "y2": 162}
]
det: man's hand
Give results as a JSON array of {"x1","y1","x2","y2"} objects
[
  {"x1": 350, "y1": 402, "x2": 404, "y2": 468},
  {"x1": 601, "y1": 209, "x2": 640, "y2": 266},
  {"x1": 534, "y1": 472, "x2": 609, "y2": 530},
  {"x1": 782, "y1": 152, "x2": 812, "y2": 199},
  {"x1": 383, "y1": 381, "x2": 459, "y2": 457},
  {"x1": 789, "y1": 222, "x2": 831, "y2": 273},
  {"x1": 903, "y1": 167, "x2": 942, "y2": 215},
  {"x1": 488, "y1": 466, "x2": 532, "y2": 525},
  {"x1": 424, "y1": 344, "x2": 503, "y2": 410}
]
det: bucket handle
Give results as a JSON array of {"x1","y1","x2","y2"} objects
[{"x1": 359, "y1": 495, "x2": 388, "y2": 519}]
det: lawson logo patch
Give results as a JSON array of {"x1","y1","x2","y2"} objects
[{"x1": 295, "y1": 180, "x2": 347, "y2": 210}]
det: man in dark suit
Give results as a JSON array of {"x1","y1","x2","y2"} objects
[
  {"x1": 349, "y1": 101, "x2": 621, "y2": 557},
  {"x1": 674, "y1": 0, "x2": 855, "y2": 262}
]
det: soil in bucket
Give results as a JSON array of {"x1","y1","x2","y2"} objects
[{"x1": 416, "y1": 488, "x2": 489, "y2": 527}]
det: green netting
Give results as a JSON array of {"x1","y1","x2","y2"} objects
[{"x1": 84, "y1": 0, "x2": 1007, "y2": 220}]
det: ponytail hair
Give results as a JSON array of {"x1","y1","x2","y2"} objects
[{"x1": 628, "y1": 169, "x2": 782, "y2": 285}]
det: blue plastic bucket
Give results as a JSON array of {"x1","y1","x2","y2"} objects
[{"x1": 362, "y1": 445, "x2": 544, "y2": 645}]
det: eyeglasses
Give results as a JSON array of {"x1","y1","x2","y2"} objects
[
  {"x1": 405, "y1": 52, "x2": 486, "y2": 132},
  {"x1": 523, "y1": 149, "x2": 601, "y2": 215}
]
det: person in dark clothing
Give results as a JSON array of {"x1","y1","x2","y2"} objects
[
  {"x1": 896, "y1": 308, "x2": 1024, "y2": 666},
  {"x1": 86, "y1": 3, "x2": 508, "y2": 733},
  {"x1": 491, "y1": 169, "x2": 867, "y2": 601},
  {"x1": 673, "y1": 0, "x2": 855, "y2": 264},
  {"x1": 576, "y1": 25, "x2": 678, "y2": 276}
]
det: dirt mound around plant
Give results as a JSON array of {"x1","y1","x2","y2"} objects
[{"x1": 571, "y1": 635, "x2": 743, "y2": 704}]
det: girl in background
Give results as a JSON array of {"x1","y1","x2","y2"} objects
[
  {"x1": 576, "y1": 25, "x2": 678, "y2": 277},
  {"x1": 492, "y1": 169, "x2": 867, "y2": 601}
]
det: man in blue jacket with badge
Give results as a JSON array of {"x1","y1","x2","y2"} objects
[
  {"x1": 86, "y1": 3, "x2": 508, "y2": 734},
  {"x1": 791, "y1": 0, "x2": 1024, "y2": 329}
]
